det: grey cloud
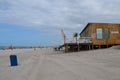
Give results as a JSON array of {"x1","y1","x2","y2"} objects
[{"x1": 0, "y1": 0, "x2": 120, "y2": 32}]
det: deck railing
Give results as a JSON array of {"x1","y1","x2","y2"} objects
[
  {"x1": 65, "y1": 37, "x2": 92, "y2": 44},
  {"x1": 78, "y1": 37, "x2": 92, "y2": 43}
]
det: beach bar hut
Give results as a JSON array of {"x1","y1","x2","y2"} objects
[{"x1": 80, "y1": 23, "x2": 120, "y2": 48}]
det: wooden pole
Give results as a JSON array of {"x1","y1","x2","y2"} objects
[
  {"x1": 78, "y1": 44, "x2": 80, "y2": 52},
  {"x1": 65, "y1": 44, "x2": 68, "y2": 53},
  {"x1": 107, "y1": 40, "x2": 108, "y2": 48},
  {"x1": 89, "y1": 45, "x2": 90, "y2": 50},
  {"x1": 92, "y1": 45, "x2": 94, "y2": 50},
  {"x1": 72, "y1": 45, "x2": 74, "y2": 52},
  {"x1": 99, "y1": 45, "x2": 101, "y2": 49}
]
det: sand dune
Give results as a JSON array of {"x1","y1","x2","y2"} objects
[{"x1": 0, "y1": 46, "x2": 120, "y2": 80}]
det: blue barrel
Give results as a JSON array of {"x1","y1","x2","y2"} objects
[{"x1": 10, "y1": 55, "x2": 18, "y2": 66}]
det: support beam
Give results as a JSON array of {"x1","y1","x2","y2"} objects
[
  {"x1": 92, "y1": 45, "x2": 94, "y2": 50},
  {"x1": 65, "y1": 44, "x2": 68, "y2": 53},
  {"x1": 78, "y1": 44, "x2": 80, "y2": 52},
  {"x1": 89, "y1": 45, "x2": 90, "y2": 50},
  {"x1": 107, "y1": 44, "x2": 108, "y2": 48},
  {"x1": 72, "y1": 45, "x2": 74, "y2": 52},
  {"x1": 99, "y1": 45, "x2": 101, "y2": 49}
]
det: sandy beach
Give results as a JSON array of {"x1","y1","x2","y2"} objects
[{"x1": 0, "y1": 46, "x2": 120, "y2": 80}]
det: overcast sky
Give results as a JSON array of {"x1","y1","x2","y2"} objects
[{"x1": 0, "y1": 0, "x2": 120, "y2": 46}]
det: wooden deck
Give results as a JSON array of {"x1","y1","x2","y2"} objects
[
  {"x1": 55, "y1": 37, "x2": 113, "y2": 52},
  {"x1": 55, "y1": 43, "x2": 92, "y2": 52},
  {"x1": 55, "y1": 43, "x2": 114, "y2": 53}
]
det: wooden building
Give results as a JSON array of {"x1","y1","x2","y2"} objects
[
  {"x1": 57, "y1": 23, "x2": 120, "y2": 52},
  {"x1": 80, "y1": 23, "x2": 120, "y2": 48}
]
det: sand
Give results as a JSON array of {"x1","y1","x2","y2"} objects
[{"x1": 0, "y1": 46, "x2": 120, "y2": 80}]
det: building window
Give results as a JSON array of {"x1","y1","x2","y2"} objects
[
  {"x1": 103, "y1": 28, "x2": 109, "y2": 39},
  {"x1": 96, "y1": 28, "x2": 102, "y2": 39}
]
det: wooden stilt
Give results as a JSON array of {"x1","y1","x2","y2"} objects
[
  {"x1": 65, "y1": 45, "x2": 67, "y2": 52},
  {"x1": 92, "y1": 45, "x2": 94, "y2": 50},
  {"x1": 65, "y1": 44, "x2": 68, "y2": 53},
  {"x1": 89, "y1": 45, "x2": 90, "y2": 50},
  {"x1": 78, "y1": 44, "x2": 80, "y2": 52},
  {"x1": 107, "y1": 41, "x2": 108, "y2": 48},
  {"x1": 72, "y1": 45, "x2": 74, "y2": 52},
  {"x1": 107, "y1": 44, "x2": 108, "y2": 48},
  {"x1": 106, "y1": 40, "x2": 108, "y2": 48},
  {"x1": 99, "y1": 45, "x2": 101, "y2": 49}
]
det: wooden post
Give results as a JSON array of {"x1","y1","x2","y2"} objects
[
  {"x1": 65, "y1": 44, "x2": 68, "y2": 53},
  {"x1": 99, "y1": 45, "x2": 101, "y2": 49},
  {"x1": 67, "y1": 45, "x2": 68, "y2": 52},
  {"x1": 72, "y1": 45, "x2": 74, "y2": 52},
  {"x1": 107, "y1": 40, "x2": 108, "y2": 48},
  {"x1": 78, "y1": 44, "x2": 80, "y2": 52},
  {"x1": 69, "y1": 46, "x2": 71, "y2": 52},
  {"x1": 92, "y1": 45, "x2": 94, "y2": 50},
  {"x1": 89, "y1": 45, "x2": 90, "y2": 50}
]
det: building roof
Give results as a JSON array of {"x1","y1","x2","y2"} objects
[{"x1": 79, "y1": 23, "x2": 90, "y2": 35}]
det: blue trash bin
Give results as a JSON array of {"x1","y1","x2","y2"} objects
[{"x1": 10, "y1": 55, "x2": 18, "y2": 66}]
